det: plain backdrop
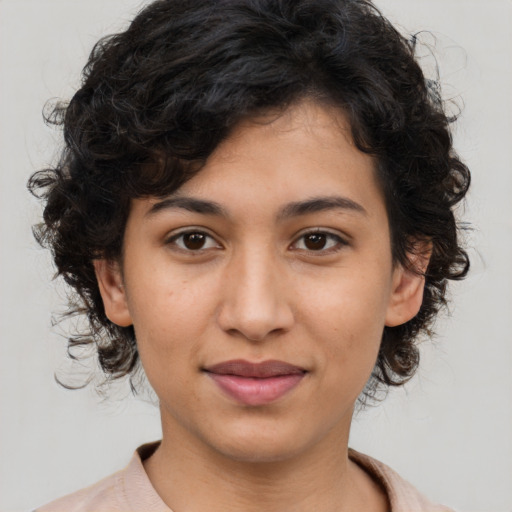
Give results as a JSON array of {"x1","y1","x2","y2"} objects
[{"x1": 1, "y1": 1, "x2": 511, "y2": 511}]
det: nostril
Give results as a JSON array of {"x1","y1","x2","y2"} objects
[{"x1": 218, "y1": 306, "x2": 294, "y2": 342}]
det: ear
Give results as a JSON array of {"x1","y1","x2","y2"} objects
[
  {"x1": 385, "y1": 242, "x2": 431, "y2": 327},
  {"x1": 93, "y1": 259, "x2": 133, "y2": 327}
]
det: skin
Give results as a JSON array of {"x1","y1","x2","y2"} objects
[{"x1": 95, "y1": 100, "x2": 427, "y2": 512}]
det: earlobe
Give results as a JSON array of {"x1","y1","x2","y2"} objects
[
  {"x1": 93, "y1": 259, "x2": 133, "y2": 327},
  {"x1": 385, "y1": 243, "x2": 431, "y2": 327}
]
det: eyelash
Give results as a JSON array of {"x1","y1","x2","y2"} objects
[
  {"x1": 166, "y1": 229, "x2": 348, "y2": 254},
  {"x1": 290, "y1": 230, "x2": 348, "y2": 254},
  {"x1": 166, "y1": 230, "x2": 221, "y2": 252}
]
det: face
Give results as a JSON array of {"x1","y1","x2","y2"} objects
[{"x1": 96, "y1": 101, "x2": 425, "y2": 463}]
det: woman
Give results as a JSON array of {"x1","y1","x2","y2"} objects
[{"x1": 29, "y1": 0, "x2": 469, "y2": 510}]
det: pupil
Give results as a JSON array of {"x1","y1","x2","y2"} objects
[
  {"x1": 305, "y1": 234, "x2": 326, "y2": 250},
  {"x1": 184, "y1": 233, "x2": 205, "y2": 250}
]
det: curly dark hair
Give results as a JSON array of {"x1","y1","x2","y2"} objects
[{"x1": 28, "y1": 0, "x2": 470, "y2": 396}]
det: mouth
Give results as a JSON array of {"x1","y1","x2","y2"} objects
[{"x1": 203, "y1": 359, "x2": 307, "y2": 406}]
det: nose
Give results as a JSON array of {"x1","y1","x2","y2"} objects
[{"x1": 216, "y1": 248, "x2": 294, "y2": 342}]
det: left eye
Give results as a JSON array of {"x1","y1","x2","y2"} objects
[
  {"x1": 292, "y1": 232, "x2": 345, "y2": 252},
  {"x1": 169, "y1": 231, "x2": 220, "y2": 251}
]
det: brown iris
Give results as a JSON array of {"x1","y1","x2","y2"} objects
[
  {"x1": 303, "y1": 233, "x2": 328, "y2": 250},
  {"x1": 183, "y1": 232, "x2": 207, "y2": 250}
]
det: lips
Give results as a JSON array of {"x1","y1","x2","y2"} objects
[{"x1": 204, "y1": 359, "x2": 306, "y2": 406}]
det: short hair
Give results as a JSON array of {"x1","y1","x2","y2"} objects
[{"x1": 28, "y1": 0, "x2": 470, "y2": 398}]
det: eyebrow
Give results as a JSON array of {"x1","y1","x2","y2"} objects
[
  {"x1": 146, "y1": 196, "x2": 228, "y2": 217},
  {"x1": 146, "y1": 194, "x2": 367, "y2": 219},
  {"x1": 277, "y1": 196, "x2": 367, "y2": 219}
]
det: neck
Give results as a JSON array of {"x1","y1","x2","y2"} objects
[{"x1": 143, "y1": 416, "x2": 387, "y2": 512}]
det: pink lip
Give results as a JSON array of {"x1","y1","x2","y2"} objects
[{"x1": 204, "y1": 359, "x2": 306, "y2": 406}]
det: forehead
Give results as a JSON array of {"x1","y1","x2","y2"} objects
[
  {"x1": 181, "y1": 102, "x2": 380, "y2": 203},
  {"x1": 131, "y1": 101, "x2": 388, "y2": 227},
  {"x1": 211, "y1": 100, "x2": 362, "y2": 170}
]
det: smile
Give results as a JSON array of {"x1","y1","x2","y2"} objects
[{"x1": 203, "y1": 359, "x2": 307, "y2": 406}]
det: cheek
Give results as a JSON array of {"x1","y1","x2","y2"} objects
[
  {"x1": 298, "y1": 266, "x2": 391, "y2": 373},
  {"x1": 129, "y1": 264, "x2": 216, "y2": 331},
  {"x1": 127, "y1": 274, "x2": 217, "y2": 382},
  {"x1": 301, "y1": 283, "x2": 386, "y2": 412}
]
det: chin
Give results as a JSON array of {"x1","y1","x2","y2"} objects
[
  {"x1": 200, "y1": 420, "x2": 322, "y2": 465},
  {"x1": 214, "y1": 439, "x2": 305, "y2": 464}
]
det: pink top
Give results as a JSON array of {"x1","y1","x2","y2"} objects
[{"x1": 35, "y1": 442, "x2": 454, "y2": 512}]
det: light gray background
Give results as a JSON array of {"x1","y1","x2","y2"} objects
[{"x1": 1, "y1": 1, "x2": 511, "y2": 511}]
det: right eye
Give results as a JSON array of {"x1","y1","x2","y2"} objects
[{"x1": 167, "y1": 230, "x2": 221, "y2": 252}]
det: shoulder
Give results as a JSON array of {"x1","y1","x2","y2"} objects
[
  {"x1": 34, "y1": 470, "x2": 125, "y2": 512},
  {"x1": 349, "y1": 449, "x2": 456, "y2": 512},
  {"x1": 34, "y1": 442, "x2": 169, "y2": 512}
]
